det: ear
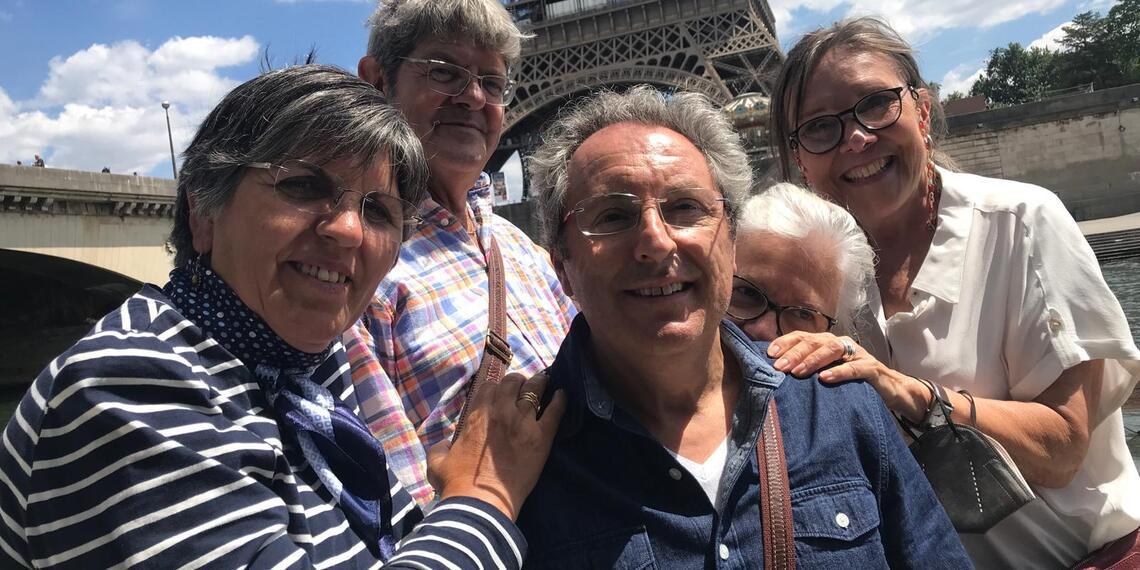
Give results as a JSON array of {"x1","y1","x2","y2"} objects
[
  {"x1": 551, "y1": 251, "x2": 574, "y2": 299},
  {"x1": 187, "y1": 192, "x2": 214, "y2": 255},
  {"x1": 916, "y1": 87, "x2": 933, "y2": 125},
  {"x1": 358, "y1": 55, "x2": 388, "y2": 95}
]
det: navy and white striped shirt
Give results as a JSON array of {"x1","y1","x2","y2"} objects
[{"x1": 0, "y1": 286, "x2": 525, "y2": 569}]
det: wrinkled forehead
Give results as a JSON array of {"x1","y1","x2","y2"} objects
[{"x1": 568, "y1": 124, "x2": 718, "y2": 198}]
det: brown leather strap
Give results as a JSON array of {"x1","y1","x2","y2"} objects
[
  {"x1": 453, "y1": 236, "x2": 512, "y2": 438},
  {"x1": 758, "y1": 401, "x2": 795, "y2": 570}
]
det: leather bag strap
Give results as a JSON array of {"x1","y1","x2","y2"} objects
[
  {"x1": 757, "y1": 400, "x2": 795, "y2": 570},
  {"x1": 453, "y1": 236, "x2": 513, "y2": 438}
]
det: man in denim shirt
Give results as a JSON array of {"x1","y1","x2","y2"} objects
[{"x1": 518, "y1": 86, "x2": 971, "y2": 569}]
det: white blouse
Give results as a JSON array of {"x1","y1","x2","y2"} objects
[{"x1": 856, "y1": 168, "x2": 1140, "y2": 565}]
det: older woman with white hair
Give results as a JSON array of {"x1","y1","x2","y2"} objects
[{"x1": 728, "y1": 182, "x2": 875, "y2": 343}]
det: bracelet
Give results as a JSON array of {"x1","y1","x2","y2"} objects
[{"x1": 914, "y1": 377, "x2": 953, "y2": 429}]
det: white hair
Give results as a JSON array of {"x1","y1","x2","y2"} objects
[{"x1": 738, "y1": 183, "x2": 875, "y2": 333}]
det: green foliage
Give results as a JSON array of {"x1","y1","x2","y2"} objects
[
  {"x1": 945, "y1": 91, "x2": 966, "y2": 102},
  {"x1": 970, "y1": 43, "x2": 1057, "y2": 105},
  {"x1": 969, "y1": 0, "x2": 1140, "y2": 106}
]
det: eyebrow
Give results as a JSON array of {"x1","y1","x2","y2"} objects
[{"x1": 420, "y1": 53, "x2": 506, "y2": 75}]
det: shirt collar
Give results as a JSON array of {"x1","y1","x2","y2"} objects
[
  {"x1": 911, "y1": 167, "x2": 973, "y2": 304},
  {"x1": 547, "y1": 315, "x2": 785, "y2": 438},
  {"x1": 415, "y1": 172, "x2": 493, "y2": 233}
]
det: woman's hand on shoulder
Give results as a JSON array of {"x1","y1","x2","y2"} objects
[
  {"x1": 426, "y1": 371, "x2": 566, "y2": 520},
  {"x1": 767, "y1": 332, "x2": 915, "y2": 412}
]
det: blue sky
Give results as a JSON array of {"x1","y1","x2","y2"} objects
[{"x1": 0, "y1": 0, "x2": 1118, "y2": 200}]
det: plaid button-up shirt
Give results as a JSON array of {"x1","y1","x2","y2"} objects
[{"x1": 346, "y1": 173, "x2": 576, "y2": 506}]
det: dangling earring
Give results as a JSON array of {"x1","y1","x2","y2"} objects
[
  {"x1": 920, "y1": 121, "x2": 940, "y2": 232},
  {"x1": 191, "y1": 252, "x2": 205, "y2": 287},
  {"x1": 794, "y1": 154, "x2": 812, "y2": 190}
]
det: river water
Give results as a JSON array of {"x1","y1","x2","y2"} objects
[{"x1": 1, "y1": 259, "x2": 1138, "y2": 466}]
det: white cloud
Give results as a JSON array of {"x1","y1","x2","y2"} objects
[
  {"x1": 771, "y1": 0, "x2": 1068, "y2": 42},
  {"x1": 940, "y1": 62, "x2": 986, "y2": 97},
  {"x1": 1, "y1": 35, "x2": 259, "y2": 174},
  {"x1": 1029, "y1": 21, "x2": 1070, "y2": 51}
]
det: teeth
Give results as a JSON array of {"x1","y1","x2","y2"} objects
[
  {"x1": 297, "y1": 263, "x2": 347, "y2": 284},
  {"x1": 635, "y1": 282, "x2": 685, "y2": 297},
  {"x1": 845, "y1": 157, "x2": 889, "y2": 181}
]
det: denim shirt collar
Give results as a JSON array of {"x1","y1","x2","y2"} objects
[{"x1": 548, "y1": 314, "x2": 786, "y2": 438}]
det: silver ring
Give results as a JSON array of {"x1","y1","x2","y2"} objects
[
  {"x1": 841, "y1": 339, "x2": 857, "y2": 362},
  {"x1": 517, "y1": 391, "x2": 541, "y2": 415}
]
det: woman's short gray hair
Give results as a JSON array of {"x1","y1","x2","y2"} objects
[
  {"x1": 168, "y1": 63, "x2": 428, "y2": 269},
  {"x1": 739, "y1": 183, "x2": 875, "y2": 333},
  {"x1": 364, "y1": 0, "x2": 531, "y2": 88},
  {"x1": 529, "y1": 85, "x2": 753, "y2": 256},
  {"x1": 769, "y1": 17, "x2": 953, "y2": 182}
]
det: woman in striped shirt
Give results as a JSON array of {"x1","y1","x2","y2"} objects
[{"x1": 0, "y1": 64, "x2": 564, "y2": 569}]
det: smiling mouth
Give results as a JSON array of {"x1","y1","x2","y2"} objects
[
  {"x1": 631, "y1": 282, "x2": 691, "y2": 297},
  {"x1": 293, "y1": 262, "x2": 349, "y2": 285},
  {"x1": 842, "y1": 156, "x2": 893, "y2": 182}
]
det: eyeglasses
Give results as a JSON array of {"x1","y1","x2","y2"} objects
[
  {"x1": 246, "y1": 159, "x2": 421, "y2": 240},
  {"x1": 562, "y1": 189, "x2": 728, "y2": 237},
  {"x1": 789, "y1": 86, "x2": 914, "y2": 154},
  {"x1": 726, "y1": 275, "x2": 837, "y2": 335},
  {"x1": 399, "y1": 57, "x2": 515, "y2": 106}
]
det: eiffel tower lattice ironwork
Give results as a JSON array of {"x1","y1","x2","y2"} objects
[{"x1": 492, "y1": 0, "x2": 783, "y2": 181}]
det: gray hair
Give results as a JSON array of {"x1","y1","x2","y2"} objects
[
  {"x1": 168, "y1": 64, "x2": 428, "y2": 268},
  {"x1": 529, "y1": 85, "x2": 753, "y2": 256},
  {"x1": 364, "y1": 0, "x2": 531, "y2": 89},
  {"x1": 770, "y1": 17, "x2": 953, "y2": 182},
  {"x1": 739, "y1": 183, "x2": 875, "y2": 333}
]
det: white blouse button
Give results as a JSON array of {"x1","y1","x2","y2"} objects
[
  {"x1": 835, "y1": 512, "x2": 850, "y2": 528},
  {"x1": 668, "y1": 468, "x2": 683, "y2": 480},
  {"x1": 1047, "y1": 309, "x2": 1064, "y2": 332},
  {"x1": 718, "y1": 543, "x2": 730, "y2": 560}
]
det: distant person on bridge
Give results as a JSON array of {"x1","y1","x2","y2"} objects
[
  {"x1": 765, "y1": 17, "x2": 1140, "y2": 568},
  {"x1": 32, "y1": 154, "x2": 44, "y2": 167},
  {"x1": 0, "y1": 64, "x2": 564, "y2": 568},
  {"x1": 349, "y1": 0, "x2": 576, "y2": 506}
]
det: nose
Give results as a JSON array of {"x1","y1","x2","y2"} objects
[
  {"x1": 317, "y1": 190, "x2": 366, "y2": 247},
  {"x1": 452, "y1": 75, "x2": 488, "y2": 110},
  {"x1": 632, "y1": 202, "x2": 677, "y2": 264},
  {"x1": 739, "y1": 311, "x2": 779, "y2": 342},
  {"x1": 839, "y1": 117, "x2": 877, "y2": 154}
]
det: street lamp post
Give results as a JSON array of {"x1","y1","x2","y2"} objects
[{"x1": 161, "y1": 101, "x2": 177, "y2": 179}]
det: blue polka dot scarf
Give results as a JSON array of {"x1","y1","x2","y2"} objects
[{"x1": 164, "y1": 262, "x2": 416, "y2": 560}]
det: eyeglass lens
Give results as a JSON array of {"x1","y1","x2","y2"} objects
[
  {"x1": 795, "y1": 87, "x2": 905, "y2": 154},
  {"x1": 416, "y1": 59, "x2": 512, "y2": 105},
  {"x1": 270, "y1": 160, "x2": 411, "y2": 237},
  {"x1": 726, "y1": 277, "x2": 832, "y2": 334},
  {"x1": 572, "y1": 190, "x2": 724, "y2": 236}
]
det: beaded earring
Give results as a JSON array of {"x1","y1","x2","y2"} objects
[
  {"x1": 190, "y1": 253, "x2": 205, "y2": 287},
  {"x1": 919, "y1": 119, "x2": 941, "y2": 232}
]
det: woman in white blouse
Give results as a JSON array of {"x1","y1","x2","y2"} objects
[{"x1": 762, "y1": 16, "x2": 1140, "y2": 569}]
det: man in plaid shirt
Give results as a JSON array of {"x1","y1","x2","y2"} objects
[{"x1": 348, "y1": 0, "x2": 576, "y2": 506}]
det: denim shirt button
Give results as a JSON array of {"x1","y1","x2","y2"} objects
[
  {"x1": 668, "y1": 468, "x2": 683, "y2": 481},
  {"x1": 718, "y1": 543, "x2": 730, "y2": 560},
  {"x1": 835, "y1": 512, "x2": 850, "y2": 528}
]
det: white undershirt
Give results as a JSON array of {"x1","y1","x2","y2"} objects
[{"x1": 667, "y1": 437, "x2": 730, "y2": 506}]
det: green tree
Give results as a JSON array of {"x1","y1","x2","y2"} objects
[
  {"x1": 970, "y1": 43, "x2": 1057, "y2": 106},
  {"x1": 944, "y1": 91, "x2": 966, "y2": 102}
]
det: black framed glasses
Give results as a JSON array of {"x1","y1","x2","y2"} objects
[
  {"x1": 399, "y1": 57, "x2": 515, "y2": 106},
  {"x1": 246, "y1": 159, "x2": 422, "y2": 241},
  {"x1": 562, "y1": 189, "x2": 728, "y2": 237},
  {"x1": 726, "y1": 275, "x2": 837, "y2": 335},
  {"x1": 789, "y1": 86, "x2": 914, "y2": 154}
]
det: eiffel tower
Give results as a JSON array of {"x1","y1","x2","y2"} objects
[{"x1": 492, "y1": 0, "x2": 783, "y2": 193}]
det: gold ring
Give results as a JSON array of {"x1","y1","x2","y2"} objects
[
  {"x1": 841, "y1": 340, "x2": 857, "y2": 362},
  {"x1": 517, "y1": 391, "x2": 541, "y2": 415}
]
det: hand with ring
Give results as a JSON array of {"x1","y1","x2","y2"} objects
[
  {"x1": 765, "y1": 331, "x2": 923, "y2": 416},
  {"x1": 427, "y1": 370, "x2": 566, "y2": 520}
]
